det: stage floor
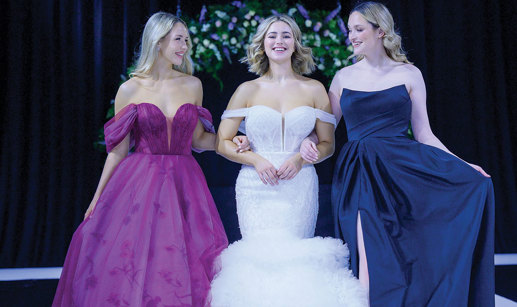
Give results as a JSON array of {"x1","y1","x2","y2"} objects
[{"x1": 1, "y1": 254, "x2": 516, "y2": 306}]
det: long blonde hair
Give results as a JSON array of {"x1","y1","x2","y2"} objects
[
  {"x1": 242, "y1": 15, "x2": 315, "y2": 76},
  {"x1": 130, "y1": 12, "x2": 193, "y2": 77},
  {"x1": 351, "y1": 2, "x2": 411, "y2": 64}
]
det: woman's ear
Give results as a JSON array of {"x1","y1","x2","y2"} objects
[{"x1": 378, "y1": 29, "x2": 385, "y2": 39}]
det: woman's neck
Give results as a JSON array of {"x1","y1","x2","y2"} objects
[
  {"x1": 361, "y1": 47, "x2": 392, "y2": 69},
  {"x1": 264, "y1": 60, "x2": 296, "y2": 82},
  {"x1": 149, "y1": 56, "x2": 179, "y2": 80}
]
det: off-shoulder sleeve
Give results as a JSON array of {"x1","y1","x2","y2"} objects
[
  {"x1": 314, "y1": 109, "x2": 337, "y2": 128},
  {"x1": 192, "y1": 105, "x2": 216, "y2": 153},
  {"x1": 221, "y1": 108, "x2": 248, "y2": 134},
  {"x1": 104, "y1": 104, "x2": 138, "y2": 153},
  {"x1": 196, "y1": 105, "x2": 215, "y2": 133}
]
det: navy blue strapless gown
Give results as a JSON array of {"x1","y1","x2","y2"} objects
[{"x1": 332, "y1": 84, "x2": 494, "y2": 307}]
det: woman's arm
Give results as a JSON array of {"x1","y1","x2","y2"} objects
[
  {"x1": 328, "y1": 69, "x2": 344, "y2": 123},
  {"x1": 216, "y1": 82, "x2": 279, "y2": 185},
  {"x1": 191, "y1": 77, "x2": 217, "y2": 151},
  {"x1": 278, "y1": 81, "x2": 335, "y2": 180},
  {"x1": 300, "y1": 71, "x2": 344, "y2": 163},
  {"x1": 312, "y1": 81, "x2": 336, "y2": 162},
  {"x1": 84, "y1": 83, "x2": 134, "y2": 219},
  {"x1": 409, "y1": 66, "x2": 490, "y2": 177}
]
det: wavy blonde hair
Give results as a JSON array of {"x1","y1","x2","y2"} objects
[
  {"x1": 351, "y1": 2, "x2": 411, "y2": 64},
  {"x1": 242, "y1": 15, "x2": 315, "y2": 76},
  {"x1": 130, "y1": 12, "x2": 193, "y2": 77}
]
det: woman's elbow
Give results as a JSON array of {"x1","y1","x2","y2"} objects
[
  {"x1": 215, "y1": 138, "x2": 225, "y2": 156},
  {"x1": 413, "y1": 130, "x2": 435, "y2": 144}
]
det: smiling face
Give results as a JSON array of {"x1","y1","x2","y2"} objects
[
  {"x1": 158, "y1": 22, "x2": 189, "y2": 66},
  {"x1": 348, "y1": 11, "x2": 384, "y2": 57},
  {"x1": 263, "y1": 21, "x2": 295, "y2": 63}
]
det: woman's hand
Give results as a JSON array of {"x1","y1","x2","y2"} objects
[
  {"x1": 84, "y1": 198, "x2": 98, "y2": 220},
  {"x1": 233, "y1": 135, "x2": 250, "y2": 153},
  {"x1": 254, "y1": 157, "x2": 279, "y2": 185},
  {"x1": 300, "y1": 138, "x2": 319, "y2": 163},
  {"x1": 277, "y1": 154, "x2": 303, "y2": 180},
  {"x1": 468, "y1": 163, "x2": 491, "y2": 178}
]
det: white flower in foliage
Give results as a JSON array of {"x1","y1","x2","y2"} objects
[{"x1": 215, "y1": 10, "x2": 227, "y2": 18}]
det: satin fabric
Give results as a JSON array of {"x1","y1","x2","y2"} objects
[
  {"x1": 332, "y1": 85, "x2": 495, "y2": 307},
  {"x1": 53, "y1": 103, "x2": 228, "y2": 307}
]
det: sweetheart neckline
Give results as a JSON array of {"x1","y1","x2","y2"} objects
[
  {"x1": 234, "y1": 105, "x2": 319, "y2": 117},
  {"x1": 131, "y1": 102, "x2": 194, "y2": 121}
]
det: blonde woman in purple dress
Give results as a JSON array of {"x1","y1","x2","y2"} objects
[{"x1": 52, "y1": 12, "x2": 248, "y2": 306}]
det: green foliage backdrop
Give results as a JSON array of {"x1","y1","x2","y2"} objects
[{"x1": 95, "y1": 0, "x2": 354, "y2": 150}]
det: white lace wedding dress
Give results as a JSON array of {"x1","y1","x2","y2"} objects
[{"x1": 210, "y1": 105, "x2": 367, "y2": 307}]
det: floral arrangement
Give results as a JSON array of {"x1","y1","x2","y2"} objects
[
  {"x1": 184, "y1": 0, "x2": 353, "y2": 88},
  {"x1": 96, "y1": 1, "x2": 354, "y2": 150}
]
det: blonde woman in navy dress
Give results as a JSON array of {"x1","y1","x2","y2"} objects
[{"x1": 301, "y1": 2, "x2": 494, "y2": 306}]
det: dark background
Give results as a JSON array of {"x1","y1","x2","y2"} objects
[{"x1": 1, "y1": 0, "x2": 516, "y2": 268}]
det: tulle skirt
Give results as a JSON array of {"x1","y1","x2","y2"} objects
[{"x1": 53, "y1": 153, "x2": 228, "y2": 307}]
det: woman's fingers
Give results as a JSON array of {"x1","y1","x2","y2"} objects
[
  {"x1": 469, "y1": 163, "x2": 491, "y2": 178},
  {"x1": 309, "y1": 142, "x2": 319, "y2": 161},
  {"x1": 277, "y1": 164, "x2": 287, "y2": 178},
  {"x1": 258, "y1": 173, "x2": 268, "y2": 185},
  {"x1": 476, "y1": 166, "x2": 491, "y2": 177},
  {"x1": 266, "y1": 168, "x2": 278, "y2": 185},
  {"x1": 302, "y1": 141, "x2": 318, "y2": 160}
]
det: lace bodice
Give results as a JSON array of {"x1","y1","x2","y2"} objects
[
  {"x1": 221, "y1": 105, "x2": 336, "y2": 239},
  {"x1": 211, "y1": 104, "x2": 367, "y2": 307},
  {"x1": 222, "y1": 105, "x2": 336, "y2": 153}
]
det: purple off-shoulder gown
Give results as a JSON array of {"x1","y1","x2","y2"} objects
[{"x1": 53, "y1": 103, "x2": 228, "y2": 307}]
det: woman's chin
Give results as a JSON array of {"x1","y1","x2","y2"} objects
[
  {"x1": 267, "y1": 55, "x2": 292, "y2": 64},
  {"x1": 353, "y1": 49, "x2": 363, "y2": 57}
]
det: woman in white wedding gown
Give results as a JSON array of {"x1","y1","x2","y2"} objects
[{"x1": 211, "y1": 15, "x2": 367, "y2": 307}]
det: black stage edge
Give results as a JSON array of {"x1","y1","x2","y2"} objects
[
  {"x1": 0, "y1": 279, "x2": 58, "y2": 306},
  {"x1": 0, "y1": 266, "x2": 515, "y2": 306},
  {"x1": 495, "y1": 265, "x2": 517, "y2": 301}
]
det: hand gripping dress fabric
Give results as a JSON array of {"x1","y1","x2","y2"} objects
[{"x1": 332, "y1": 85, "x2": 495, "y2": 307}]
